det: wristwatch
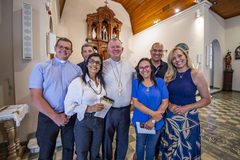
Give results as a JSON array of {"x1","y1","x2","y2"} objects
[{"x1": 151, "y1": 117, "x2": 156, "y2": 124}]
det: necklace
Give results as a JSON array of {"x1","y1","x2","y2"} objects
[
  {"x1": 110, "y1": 61, "x2": 122, "y2": 96},
  {"x1": 143, "y1": 80, "x2": 153, "y2": 92},
  {"x1": 88, "y1": 81, "x2": 102, "y2": 95},
  {"x1": 178, "y1": 70, "x2": 187, "y2": 78}
]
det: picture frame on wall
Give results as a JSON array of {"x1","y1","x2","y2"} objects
[{"x1": 235, "y1": 45, "x2": 240, "y2": 59}]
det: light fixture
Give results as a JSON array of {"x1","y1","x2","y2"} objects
[
  {"x1": 196, "y1": 9, "x2": 201, "y2": 18},
  {"x1": 175, "y1": 8, "x2": 180, "y2": 13},
  {"x1": 154, "y1": 19, "x2": 161, "y2": 24},
  {"x1": 194, "y1": 0, "x2": 201, "y2": 4}
]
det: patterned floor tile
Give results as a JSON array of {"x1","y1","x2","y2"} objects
[
  {"x1": 228, "y1": 119, "x2": 239, "y2": 124},
  {"x1": 215, "y1": 118, "x2": 227, "y2": 123}
]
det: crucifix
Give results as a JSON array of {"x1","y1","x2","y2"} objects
[
  {"x1": 104, "y1": 0, "x2": 109, "y2": 7},
  {"x1": 116, "y1": 87, "x2": 122, "y2": 96}
]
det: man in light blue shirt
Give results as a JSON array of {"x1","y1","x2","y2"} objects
[{"x1": 29, "y1": 37, "x2": 82, "y2": 160}]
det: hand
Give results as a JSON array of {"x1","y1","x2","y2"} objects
[
  {"x1": 173, "y1": 106, "x2": 188, "y2": 115},
  {"x1": 144, "y1": 119, "x2": 155, "y2": 130},
  {"x1": 90, "y1": 103, "x2": 104, "y2": 112},
  {"x1": 151, "y1": 111, "x2": 163, "y2": 122},
  {"x1": 52, "y1": 113, "x2": 69, "y2": 127},
  {"x1": 168, "y1": 103, "x2": 180, "y2": 113}
]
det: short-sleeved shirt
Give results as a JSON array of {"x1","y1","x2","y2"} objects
[
  {"x1": 131, "y1": 78, "x2": 169, "y2": 130},
  {"x1": 29, "y1": 57, "x2": 82, "y2": 113}
]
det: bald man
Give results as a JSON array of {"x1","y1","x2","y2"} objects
[{"x1": 150, "y1": 42, "x2": 168, "y2": 79}]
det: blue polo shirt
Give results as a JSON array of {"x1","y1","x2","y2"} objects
[{"x1": 29, "y1": 57, "x2": 82, "y2": 113}]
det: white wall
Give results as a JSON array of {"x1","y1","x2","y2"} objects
[
  {"x1": 131, "y1": 3, "x2": 206, "y2": 69},
  {"x1": 225, "y1": 15, "x2": 240, "y2": 91},
  {"x1": 13, "y1": 0, "x2": 47, "y2": 141},
  {"x1": 205, "y1": 9, "x2": 225, "y2": 89}
]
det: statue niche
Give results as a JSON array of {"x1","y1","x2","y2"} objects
[
  {"x1": 91, "y1": 22, "x2": 97, "y2": 39},
  {"x1": 102, "y1": 20, "x2": 108, "y2": 40},
  {"x1": 86, "y1": 6, "x2": 122, "y2": 60}
]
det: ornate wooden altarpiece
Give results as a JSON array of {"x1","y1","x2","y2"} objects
[{"x1": 86, "y1": 5, "x2": 122, "y2": 60}]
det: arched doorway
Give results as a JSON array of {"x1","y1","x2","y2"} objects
[{"x1": 210, "y1": 39, "x2": 221, "y2": 89}]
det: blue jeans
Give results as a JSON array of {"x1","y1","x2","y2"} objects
[
  {"x1": 36, "y1": 112, "x2": 76, "y2": 160},
  {"x1": 134, "y1": 126, "x2": 161, "y2": 160},
  {"x1": 74, "y1": 112, "x2": 104, "y2": 160}
]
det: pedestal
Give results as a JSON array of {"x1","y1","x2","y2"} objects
[
  {"x1": 0, "y1": 104, "x2": 29, "y2": 160},
  {"x1": 223, "y1": 70, "x2": 234, "y2": 91}
]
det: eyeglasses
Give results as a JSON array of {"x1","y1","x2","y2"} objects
[
  {"x1": 138, "y1": 65, "x2": 151, "y2": 71},
  {"x1": 89, "y1": 59, "x2": 101, "y2": 66},
  {"x1": 152, "y1": 49, "x2": 164, "y2": 53},
  {"x1": 57, "y1": 45, "x2": 71, "y2": 52}
]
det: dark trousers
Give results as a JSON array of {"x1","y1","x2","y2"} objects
[
  {"x1": 102, "y1": 105, "x2": 131, "y2": 160},
  {"x1": 36, "y1": 112, "x2": 76, "y2": 160},
  {"x1": 74, "y1": 112, "x2": 104, "y2": 160}
]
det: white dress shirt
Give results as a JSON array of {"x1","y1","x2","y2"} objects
[
  {"x1": 64, "y1": 74, "x2": 106, "y2": 121},
  {"x1": 103, "y1": 59, "x2": 136, "y2": 108}
]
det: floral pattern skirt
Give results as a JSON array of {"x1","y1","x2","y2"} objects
[{"x1": 160, "y1": 109, "x2": 201, "y2": 160}]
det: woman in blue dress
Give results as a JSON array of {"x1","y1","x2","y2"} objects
[
  {"x1": 160, "y1": 47, "x2": 211, "y2": 160},
  {"x1": 132, "y1": 58, "x2": 169, "y2": 160}
]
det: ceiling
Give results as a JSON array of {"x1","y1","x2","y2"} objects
[{"x1": 59, "y1": 0, "x2": 240, "y2": 35}]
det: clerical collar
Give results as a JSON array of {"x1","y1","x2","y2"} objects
[
  {"x1": 110, "y1": 59, "x2": 121, "y2": 65},
  {"x1": 54, "y1": 56, "x2": 67, "y2": 64}
]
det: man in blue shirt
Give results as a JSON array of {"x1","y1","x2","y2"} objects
[
  {"x1": 77, "y1": 43, "x2": 94, "y2": 73},
  {"x1": 29, "y1": 37, "x2": 82, "y2": 160}
]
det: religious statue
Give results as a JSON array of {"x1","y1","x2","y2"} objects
[
  {"x1": 225, "y1": 50, "x2": 232, "y2": 71},
  {"x1": 92, "y1": 27, "x2": 97, "y2": 39},
  {"x1": 102, "y1": 25, "x2": 108, "y2": 40}
]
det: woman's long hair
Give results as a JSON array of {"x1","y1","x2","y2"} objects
[
  {"x1": 136, "y1": 58, "x2": 158, "y2": 88},
  {"x1": 165, "y1": 47, "x2": 194, "y2": 85},
  {"x1": 82, "y1": 53, "x2": 105, "y2": 89}
]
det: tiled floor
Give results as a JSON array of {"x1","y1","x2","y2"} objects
[{"x1": 27, "y1": 91, "x2": 240, "y2": 160}]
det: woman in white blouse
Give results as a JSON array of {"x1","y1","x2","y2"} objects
[{"x1": 64, "y1": 53, "x2": 106, "y2": 160}]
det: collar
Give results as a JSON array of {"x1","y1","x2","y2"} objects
[
  {"x1": 54, "y1": 57, "x2": 69, "y2": 64},
  {"x1": 110, "y1": 58, "x2": 121, "y2": 65},
  {"x1": 85, "y1": 74, "x2": 100, "y2": 83},
  {"x1": 150, "y1": 58, "x2": 163, "y2": 68}
]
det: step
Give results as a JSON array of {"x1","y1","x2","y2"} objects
[{"x1": 27, "y1": 134, "x2": 62, "y2": 153}]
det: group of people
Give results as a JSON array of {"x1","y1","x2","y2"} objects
[{"x1": 29, "y1": 37, "x2": 211, "y2": 160}]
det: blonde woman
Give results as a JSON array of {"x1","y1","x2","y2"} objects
[{"x1": 160, "y1": 47, "x2": 211, "y2": 160}]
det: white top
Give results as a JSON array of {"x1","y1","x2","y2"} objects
[
  {"x1": 103, "y1": 59, "x2": 136, "y2": 108},
  {"x1": 64, "y1": 74, "x2": 106, "y2": 121}
]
